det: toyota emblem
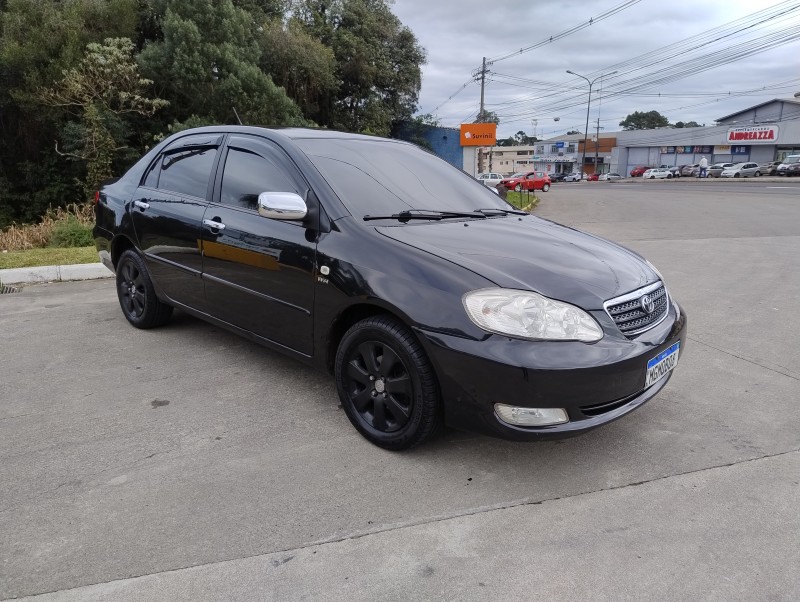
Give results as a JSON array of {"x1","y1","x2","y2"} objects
[{"x1": 640, "y1": 294, "x2": 655, "y2": 314}]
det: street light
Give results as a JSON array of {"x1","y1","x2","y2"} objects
[{"x1": 566, "y1": 70, "x2": 618, "y2": 176}]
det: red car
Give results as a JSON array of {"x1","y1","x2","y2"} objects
[
  {"x1": 587, "y1": 173, "x2": 599, "y2": 181},
  {"x1": 629, "y1": 166, "x2": 651, "y2": 177},
  {"x1": 498, "y1": 171, "x2": 551, "y2": 192}
]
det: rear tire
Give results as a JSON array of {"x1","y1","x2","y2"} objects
[
  {"x1": 734, "y1": 173, "x2": 740, "y2": 178},
  {"x1": 335, "y1": 316, "x2": 441, "y2": 450},
  {"x1": 542, "y1": 183, "x2": 550, "y2": 192},
  {"x1": 116, "y1": 249, "x2": 173, "y2": 329}
]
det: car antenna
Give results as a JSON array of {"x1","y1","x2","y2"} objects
[{"x1": 232, "y1": 107, "x2": 243, "y2": 126}]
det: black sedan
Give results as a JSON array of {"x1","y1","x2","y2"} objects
[{"x1": 94, "y1": 126, "x2": 686, "y2": 450}]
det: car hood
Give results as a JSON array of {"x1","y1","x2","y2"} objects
[{"x1": 376, "y1": 216, "x2": 656, "y2": 310}]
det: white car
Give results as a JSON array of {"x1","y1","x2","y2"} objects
[
  {"x1": 563, "y1": 172, "x2": 585, "y2": 182},
  {"x1": 642, "y1": 168, "x2": 672, "y2": 179},
  {"x1": 720, "y1": 162, "x2": 760, "y2": 178},
  {"x1": 598, "y1": 172, "x2": 622, "y2": 181},
  {"x1": 477, "y1": 172, "x2": 504, "y2": 187}
]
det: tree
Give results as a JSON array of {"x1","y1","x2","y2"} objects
[
  {"x1": 38, "y1": 38, "x2": 168, "y2": 195},
  {"x1": 0, "y1": 0, "x2": 141, "y2": 223},
  {"x1": 476, "y1": 109, "x2": 499, "y2": 124},
  {"x1": 619, "y1": 110, "x2": 670, "y2": 130},
  {"x1": 673, "y1": 120, "x2": 701, "y2": 128},
  {"x1": 293, "y1": 0, "x2": 425, "y2": 136},
  {"x1": 257, "y1": 19, "x2": 338, "y2": 126},
  {"x1": 138, "y1": 0, "x2": 307, "y2": 127}
]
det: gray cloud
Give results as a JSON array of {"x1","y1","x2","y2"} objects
[{"x1": 390, "y1": 0, "x2": 800, "y2": 138}]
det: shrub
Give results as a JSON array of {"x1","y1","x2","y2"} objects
[
  {"x1": 49, "y1": 216, "x2": 94, "y2": 248},
  {"x1": 0, "y1": 203, "x2": 94, "y2": 251}
]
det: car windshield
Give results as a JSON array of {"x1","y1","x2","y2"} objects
[
  {"x1": 296, "y1": 138, "x2": 511, "y2": 218},
  {"x1": 509, "y1": 172, "x2": 526, "y2": 178},
  {"x1": 784, "y1": 156, "x2": 800, "y2": 164}
]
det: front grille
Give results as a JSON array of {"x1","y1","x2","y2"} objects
[
  {"x1": 605, "y1": 282, "x2": 669, "y2": 337},
  {"x1": 580, "y1": 391, "x2": 639, "y2": 417}
]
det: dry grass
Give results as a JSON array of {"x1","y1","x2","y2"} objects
[{"x1": 0, "y1": 203, "x2": 94, "y2": 251}]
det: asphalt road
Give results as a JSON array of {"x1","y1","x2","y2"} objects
[{"x1": 2, "y1": 181, "x2": 799, "y2": 601}]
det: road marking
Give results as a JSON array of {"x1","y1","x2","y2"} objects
[{"x1": 766, "y1": 186, "x2": 797, "y2": 189}]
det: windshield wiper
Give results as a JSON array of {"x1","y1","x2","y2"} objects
[
  {"x1": 473, "y1": 207, "x2": 528, "y2": 216},
  {"x1": 363, "y1": 210, "x2": 486, "y2": 222}
]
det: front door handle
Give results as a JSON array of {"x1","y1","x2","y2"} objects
[
  {"x1": 134, "y1": 200, "x2": 150, "y2": 210},
  {"x1": 203, "y1": 219, "x2": 226, "y2": 231}
]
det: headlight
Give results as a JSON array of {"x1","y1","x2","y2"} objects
[{"x1": 463, "y1": 288, "x2": 603, "y2": 342}]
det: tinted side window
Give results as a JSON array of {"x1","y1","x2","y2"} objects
[
  {"x1": 220, "y1": 148, "x2": 301, "y2": 211},
  {"x1": 158, "y1": 147, "x2": 217, "y2": 199}
]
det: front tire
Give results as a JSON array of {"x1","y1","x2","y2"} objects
[
  {"x1": 542, "y1": 183, "x2": 550, "y2": 192},
  {"x1": 116, "y1": 249, "x2": 173, "y2": 329},
  {"x1": 754, "y1": 171, "x2": 761, "y2": 177},
  {"x1": 734, "y1": 173, "x2": 740, "y2": 178},
  {"x1": 335, "y1": 316, "x2": 441, "y2": 450},
  {"x1": 514, "y1": 184, "x2": 522, "y2": 192}
]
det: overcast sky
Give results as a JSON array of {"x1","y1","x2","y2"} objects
[{"x1": 390, "y1": 0, "x2": 800, "y2": 140}]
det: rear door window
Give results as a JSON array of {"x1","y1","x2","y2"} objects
[{"x1": 144, "y1": 134, "x2": 222, "y2": 199}]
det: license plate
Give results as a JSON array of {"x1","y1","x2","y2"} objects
[{"x1": 645, "y1": 342, "x2": 680, "y2": 387}]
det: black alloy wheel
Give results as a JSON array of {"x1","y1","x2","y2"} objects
[
  {"x1": 734, "y1": 173, "x2": 740, "y2": 178},
  {"x1": 335, "y1": 316, "x2": 440, "y2": 450},
  {"x1": 116, "y1": 249, "x2": 173, "y2": 329}
]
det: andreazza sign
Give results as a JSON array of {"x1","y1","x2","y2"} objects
[{"x1": 726, "y1": 125, "x2": 779, "y2": 144}]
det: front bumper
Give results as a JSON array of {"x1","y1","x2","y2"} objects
[{"x1": 415, "y1": 303, "x2": 687, "y2": 441}]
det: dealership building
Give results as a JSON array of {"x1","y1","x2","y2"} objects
[
  {"x1": 470, "y1": 98, "x2": 800, "y2": 177},
  {"x1": 612, "y1": 98, "x2": 800, "y2": 175}
]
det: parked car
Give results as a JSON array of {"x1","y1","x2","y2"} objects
[
  {"x1": 759, "y1": 161, "x2": 782, "y2": 176},
  {"x1": 642, "y1": 168, "x2": 673, "y2": 179},
  {"x1": 659, "y1": 165, "x2": 681, "y2": 177},
  {"x1": 477, "y1": 172, "x2": 504, "y2": 188},
  {"x1": 587, "y1": 173, "x2": 599, "y2": 181},
  {"x1": 629, "y1": 166, "x2": 650, "y2": 177},
  {"x1": 563, "y1": 172, "x2": 586, "y2": 182},
  {"x1": 499, "y1": 171, "x2": 551, "y2": 192},
  {"x1": 94, "y1": 126, "x2": 685, "y2": 450},
  {"x1": 707, "y1": 163, "x2": 734, "y2": 178},
  {"x1": 777, "y1": 155, "x2": 800, "y2": 176},
  {"x1": 720, "y1": 162, "x2": 761, "y2": 178},
  {"x1": 548, "y1": 172, "x2": 567, "y2": 183},
  {"x1": 598, "y1": 172, "x2": 623, "y2": 181},
  {"x1": 680, "y1": 164, "x2": 699, "y2": 177}
]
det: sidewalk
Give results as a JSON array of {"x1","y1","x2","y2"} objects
[{"x1": 0, "y1": 263, "x2": 112, "y2": 286}]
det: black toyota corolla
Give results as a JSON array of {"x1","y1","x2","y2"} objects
[{"x1": 94, "y1": 126, "x2": 686, "y2": 450}]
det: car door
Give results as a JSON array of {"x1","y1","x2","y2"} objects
[
  {"x1": 200, "y1": 135, "x2": 316, "y2": 355},
  {"x1": 130, "y1": 133, "x2": 222, "y2": 309}
]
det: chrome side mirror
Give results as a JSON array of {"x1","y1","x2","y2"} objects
[{"x1": 257, "y1": 192, "x2": 307, "y2": 221}]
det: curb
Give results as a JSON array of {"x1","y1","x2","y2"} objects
[{"x1": 0, "y1": 263, "x2": 113, "y2": 286}]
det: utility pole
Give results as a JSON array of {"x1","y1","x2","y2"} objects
[
  {"x1": 477, "y1": 57, "x2": 488, "y2": 173},
  {"x1": 593, "y1": 117, "x2": 604, "y2": 174}
]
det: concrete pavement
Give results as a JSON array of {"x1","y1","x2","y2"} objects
[{"x1": 2, "y1": 181, "x2": 799, "y2": 600}]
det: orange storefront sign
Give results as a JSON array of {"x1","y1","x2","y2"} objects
[{"x1": 460, "y1": 123, "x2": 497, "y2": 146}]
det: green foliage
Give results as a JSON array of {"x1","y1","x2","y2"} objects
[
  {"x1": 38, "y1": 37, "x2": 169, "y2": 196},
  {"x1": 0, "y1": 0, "x2": 425, "y2": 225},
  {"x1": 619, "y1": 110, "x2": 670, "y2": 130},
  {"x1": 48, "y1": 215, "x2": 94, "y2": 248},
  {"x1": 476, "y1": 109, "x2": 499, "y2": 124},
  {"x1": 673, "y1": 120, "x2": 701, "y2": 128},
  {"x1": 139, "y1": 0, "x2": 307, "y2": 126},
  {"x1": 292, "y1": 0, "x2": 425, "y2": 136}
]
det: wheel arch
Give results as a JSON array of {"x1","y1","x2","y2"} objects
[
  {"x1": 325, "y1": 302, "x2": 415, "y2": 375},
  {"x1": 111, "y1": 234, "x2": 137, "y2": 269}
]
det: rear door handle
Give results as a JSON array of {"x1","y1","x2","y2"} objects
[
  {"x1": 134, "y1": 200, "x2": 150, "y2": 210},
  {"x1": 203, "y1": 219, "x2": 226, "y2": 231}
]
